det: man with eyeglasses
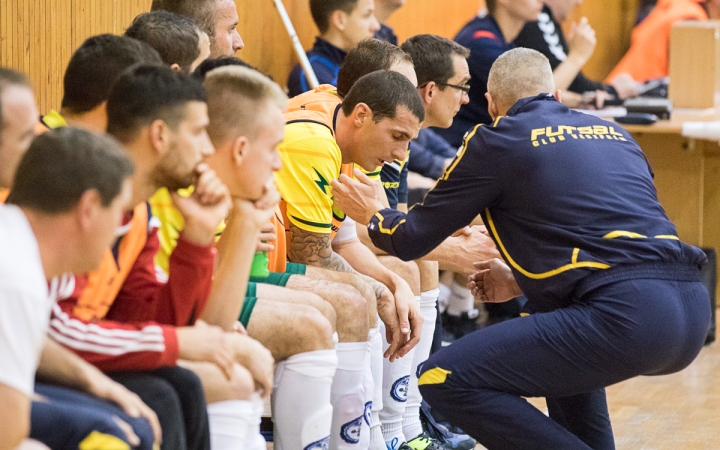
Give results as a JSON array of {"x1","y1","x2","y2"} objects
[{"x1": 434, "y1": 0, "x2": 543, "y2": 149}]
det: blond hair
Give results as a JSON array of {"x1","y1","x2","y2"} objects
[
  {"x1": 203, "y1": 66, "x2": 287, "y2": 144},
  {"x1": 487, "y1": 48, "x2": 555, "y2": 112}
]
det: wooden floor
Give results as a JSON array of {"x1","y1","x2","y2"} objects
[
  {"x1": 269, "y1": 313, "x2": 720, "y2": 450},
  {"x1": 480, "y1": 322, "x2": 720, "y2": 449}
]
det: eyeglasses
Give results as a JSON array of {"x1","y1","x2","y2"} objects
[{"x1": 420, "y1": 81, "x2": 471, "y2": 94}]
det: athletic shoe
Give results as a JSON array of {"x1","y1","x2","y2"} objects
[
  {"x1": 406, "y1": 432, "x2": 444, "y2": 450},
  {"x1": 420, "y1": 401, "x2": 476, "y2": 450},
  {"x1": 441, "y1": 310, "x2": 479, "y2": 340}
]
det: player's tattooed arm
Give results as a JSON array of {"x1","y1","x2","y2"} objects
[
  {"x1": 288, "y1": 223, "x2": 354, "y2": 271},
  {"x1": 288, "y1": 223, "x2": 390, "y2": 298}
]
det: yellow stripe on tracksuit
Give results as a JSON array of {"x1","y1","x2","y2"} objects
[
  {"x1": 485, "y1": 209, "x2": 611, "y2": 280},
  {"x1": 79, "y1": 431, "x2": 131, "y2": 450}
]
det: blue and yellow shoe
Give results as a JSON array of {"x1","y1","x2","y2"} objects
[{"x1": 406, "y1": 432, "x2": 444, "y2": 450}]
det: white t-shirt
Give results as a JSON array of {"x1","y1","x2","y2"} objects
[{"x1": 0, "y1": 205, "x2": 53, "y2": 396}]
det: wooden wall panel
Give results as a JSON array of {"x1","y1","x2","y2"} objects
[{"x1": 1, "y1": 0, "x2": 637, "y2": 114}]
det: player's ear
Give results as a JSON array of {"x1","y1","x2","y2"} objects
[
  {"x1": 485, "y1": 92, "x2": 499, "y2": 120},
  {"x1": 231, "y1": 136, "x2": 249, "y2": 166}
]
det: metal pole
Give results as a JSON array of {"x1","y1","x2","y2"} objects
[{"x1": 272, "y1": 0, "x2": 319, "y2": 89}]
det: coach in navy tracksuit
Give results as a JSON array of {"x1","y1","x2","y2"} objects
[{"x1": 332, "y1": 49, "x2": 711, "y2": 449}]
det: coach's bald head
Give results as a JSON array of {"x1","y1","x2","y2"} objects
[{"x1": 486, "y1": 48, "x2": 556, "y2": 118}]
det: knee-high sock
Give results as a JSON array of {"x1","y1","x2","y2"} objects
[
  {"x1": 403, "y1": 289, "x2": 439, "y2": 440},
  {"x1": 272, "y1": 350, "x2": 337, "y2": 450},
  {"x1": 207, "y1": 400, "x2": 251, "y2": 449},
  {"x1": 380, "y1": 297, "x2": 420, "y2": 445},
  {"x1": 245, "y1": 394, "x2": 267, "y2": 450},
  {"x1": 331, "y1": 342, "x2": 368, "y2": 449},
  {"x1": 370, "y1": 323, "x2": 386, "y2": 449},
  {"x1": 360, "y1": 328, "x2": 379, "y2": 448}
]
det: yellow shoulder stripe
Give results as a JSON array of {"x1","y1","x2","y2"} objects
[
  {"x1": 485, "y1": 209, "x2": 610, "y2": 280},
  {"x1": 442, "y1": 124, "x2": 483, "y2": 181},
  {"x1": 375, "y1": 212, "x2": 406, "y2": 235},
  {"x1": 418, "y1": 367, "x2": 452, "y2": 386}
]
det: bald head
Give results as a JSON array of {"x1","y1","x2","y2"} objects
[{"x1": 487, "y1": 48, "x2": 555, "y2": 115}]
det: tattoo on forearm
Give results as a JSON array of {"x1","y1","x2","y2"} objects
[{"x1": 358, "y1": 273, "x2": 387, "y2": 299}]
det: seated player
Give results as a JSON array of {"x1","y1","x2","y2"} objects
[
  {"x1": 152, "y1": 59, "x2": 387, "y2": 449},
  {"x1": 38, "y1": 34, "x2": 162, "y2": 132},
  {"x1": 277, "y1": 69, "x2": 426, "y2": 447},
  {"x1": 1, "y1": 126, "x2": 159, "y2": 449},
  {"x1": 151, "y1": 0, "x2": 244, "y2": 58},
  {"x1": 287, "y1": 0, "x2": 380, "y2": 97},
  {"x1": 50, "y1": 65, "x2": 274, "y2": 449},
  {"x1": 332, "y1": 48, "x2": 711, "y2": 450},
  {"x1": 125, "y1": 10, "x2": 211, "y2": 73}
]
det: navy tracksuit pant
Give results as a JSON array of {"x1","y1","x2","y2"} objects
[{"x1": 419, "y1": 267, "x2": 711, "y2": 449}]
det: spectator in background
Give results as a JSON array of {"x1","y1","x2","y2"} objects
[
  {"x1": 374, "y1": 0, "x2": 404, "y2": 44},
  {"x1": 515, "y1": 0, "x2": 640, "y2": 104},
  {"x1": 151, "y1": 0, "x2": 244, "y2": 58},
  {"x1": 287, "y1": 0, "x2": 380, "y2": 97},
  {"x1": 606, "y1": 0, "x2": 706, "y2": 84},
  {"x1": 125, "y1": 11, "x2": 211, "y2": 73}
]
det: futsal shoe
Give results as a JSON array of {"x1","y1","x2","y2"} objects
[{"x1": 406, "y1": 432, "x2": 444, "y2": 450}]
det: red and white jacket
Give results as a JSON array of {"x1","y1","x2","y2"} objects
[{"x1": 48, "y1": 203, "x2": 215, "y2": 372}]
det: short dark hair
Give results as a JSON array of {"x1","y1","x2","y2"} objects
[
  {"x1": 151, "y1": 0, "x2": 218, "y2": 37},
  {"x1": 106, "y1": 65, "x2": 207, "y2": 143},
  {"x1": 310, "y1": 0, "x2": 357, "y2": 34},
  {"x1": 7, "y1": 127, "x2": 134, "y2": 213},
  {"x1": 61, "y1": 34, "x2": 162, "y2": 114},
  {"x1": 401, "y1": 34, "x2": 470, "y2": 87},
  {"x1": 0, "y1": 68, "x2": 31, "y2": 138},
  {"x1": 342, "y1": 70, "x2": 425, "y2": 123},
  {"x1": 336, "y1": 39, "x2": 413, "y2": 98},
  {"x1": 125, "y1": 11, "x2": 202, "y2": 72},
  {"x1": 192, "y1": 56, "x2": 261, "y2": 81}
]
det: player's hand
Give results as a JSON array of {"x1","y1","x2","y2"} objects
[
  {"x1": 331, "y1": 168, "x2": 386, "y2": 225},
  {"x1": 177, "y1": 320, "x2": 235, "y2": 380},
  {"x1": 232, "y1": 177, "x2": 280, "y2": 236},
  {"x1": 567, "y1": 17, "x2": 596, "y2": 66},
  {"x1": 233, "y1": 320, "x2": 248, "y2": 335},
  {"x1": 226, "y1": 333, "x2": 275, "y2": 398},
  {"x1": 256, "y1": 221, "x2": 276, "y2": 253},
  {"x1": 87, "y1": 374, "x2": 162, "y2": 446},
  {"x1": 173, "y1": 163, "x2": 232, "y2": 246},
  {"x1": 610, "y1": 73, "x2": 640, "y2": 99},
  {"x1": 468, "y1": 258, "x2": 522, "y2": 303},
  {"x1": 443, "y1": 226, "x2": 501, "y2": 276}
]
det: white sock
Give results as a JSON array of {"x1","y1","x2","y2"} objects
[
  {"x1": 359, "y1": 328, "x2": 378, "y2": 448},
  {"x1": 331, "y1": 342, "x2": 368, "y2": 448},
  {"x1": 403, "y1": 289, "x2": 439, "y2": 440},
  {"x1": 369, "y1": 324, "x2": 386, "y2": 449},
  {"x1": 333, "y1": 332, "x2": 340, "y2": 346},
  {"x1": 447, "y1": 280, "x2": 474, "y2": 317},
  {"x1": 379, "y1": 296, "x2": 420, "y2": 445},
  {"x1": 272, "y1": 350, "x2": 337, "y2": 450},
  {"x1": 438, "y1": 282, "x2": 451, "y2": 313},
  {"x1": 207, "y1": 400, "x2": 251, "y2": 449},
  {"x1": 246, "y1": 394, "x2": 267, "y2": 450}
]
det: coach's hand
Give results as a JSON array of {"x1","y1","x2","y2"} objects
[
  {"x1": 469, "y1": 258, "x2": 523, "y2": 303},
  {"x1": 331, "y1": 169, "x2": 385, "y2": 226},
  {"x1": 173, "y1": 163, "x2": 232, "y2": 246},
  {"x1": 443, "y1": 226, "x2": 501, "y2": 276}
]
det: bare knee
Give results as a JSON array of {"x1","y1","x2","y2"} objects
[
  {"x1": 292, "y1": 307, "x2": 336, "y2": 353},
  {"x1": 380, "y1": 257, "x2": 421, "y2": 295},
  {"x1": 328, "y1": 286, "x2": 369, "y2": 342},
  {"x1": 295, "y1": 290, "x2": 337, "y2": 330},
  {"x1": 417, "y1": 260, "x2": 439, "y2": 292},
  {"x1": 183, "y1": 361, "x2": 254, "y2": 403}
]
